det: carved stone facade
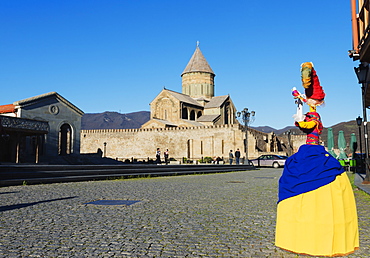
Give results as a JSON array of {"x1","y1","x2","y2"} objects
[
  {"x1": 1, "y1": 116, "x2": 49, "y2": 132},
  {"x1": 143, "y1": 89, "x2": 237, "y2": 128}
]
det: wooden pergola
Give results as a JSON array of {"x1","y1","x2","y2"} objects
[{"x1": 0, "y1": 116, "x2": 49, "y2": 163}]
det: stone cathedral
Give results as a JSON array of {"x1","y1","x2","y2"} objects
[
  {"x1": 80, "y1": 45, "x2": 284, "y2": 162},
  {"x1": 142, "y1": 45, "x2": 237, "y2": 129}
]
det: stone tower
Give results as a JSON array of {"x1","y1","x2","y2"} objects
[{"x1": 181, "y1": 44, "x2": 215, "y2": 100}]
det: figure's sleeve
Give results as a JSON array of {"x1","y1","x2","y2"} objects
[{"x1": 296, "y1": 120, "x2": 317, "y2": 129}]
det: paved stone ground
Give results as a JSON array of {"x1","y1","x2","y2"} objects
[{"x1": 0, "y1": 168, "x2": 369, "y2": 257}]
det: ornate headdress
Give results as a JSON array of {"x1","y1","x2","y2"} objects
[{"x1": 300, "y1": 62, "x2": 325, "y2": 106}]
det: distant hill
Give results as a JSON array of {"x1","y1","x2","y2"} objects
[
  {"x1": 274, "y1": 120, "x2": 362, "y2": 149},
  {"x1": 321, "y1": 120, "x2": 362, "y2": 149},
  {"x1": 81, "y1": 111, "x2": 150, "y2": 130},
  {"x1": 251, "y1": 125, "x2": 296, "y2": 135},
  {"x1": 82, "y1": 112, "x2": 298, "y2": 133},
  {"x1": 82, "y1": 112, "x2": 363, "y2": 150},
  {"x1": 250, "y1": 121, "x2": 363, "y2": 149}
]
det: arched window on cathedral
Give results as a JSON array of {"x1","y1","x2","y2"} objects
[
  {"x1": 224, "y1": 102, "x2": 230, "y2": 124},
  {"x1": 182, "y1": 107, "x2": 188, "y2": 119},
  {"x1": 190, "y1": 110, "x2": 196, "y2": 120},
  {"x1": 197, "y1": 111, "x2": 202, "y2": 118}
]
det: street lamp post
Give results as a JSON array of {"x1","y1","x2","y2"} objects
[
  {"x1": 356, "y1": 116, "x2": 363, "y2": 155},
  {"x1": 356, "y1": 116, "x2": 364, "y2": 174},
  {"x1": 237, "y1": 108, "x2": 255, "y2": 164},
  {"x1": 103, "y1": 142, "x2": 107, "y2": 158},
  {"x1": 354, "y1": 63, "x2": 370, "y2": 183}
]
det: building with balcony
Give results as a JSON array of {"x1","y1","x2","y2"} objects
[{"x1": 350, "y1": 0, "x2": 370, "y2": 182}]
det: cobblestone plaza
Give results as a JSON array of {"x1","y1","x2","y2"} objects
[{"x1": 1, "y1": 169, "x2": 369, "y2": 257}]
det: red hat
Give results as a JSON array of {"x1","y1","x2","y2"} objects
[{"x1": 301, "y1": 62, "x2": 325, "y2": 104}]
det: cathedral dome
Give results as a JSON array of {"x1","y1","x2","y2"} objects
[{"x1": 181, "y1": 45, "x2": 215, "y2": 76}]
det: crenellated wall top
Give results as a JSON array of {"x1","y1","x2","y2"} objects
[
  {"x1": 80, "y1": 123, "x2": 250, "y2": 134},
  {"x1": 81, "y1": 123, "x2": 271, "y2": 139}
]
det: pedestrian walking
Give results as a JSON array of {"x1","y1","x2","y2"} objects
[
  {"x1": 164, "y1": 149, "x2": 169, "y2": 165},
  {"x1": 155, "y1": 148, "x2": 161, "y2": 164},
  {"x1": 235, "y1": 148, "x2": 241, "y2": 164},
  {"x1": 229, "y1": 150, "x2": 234, "y2": 165}
]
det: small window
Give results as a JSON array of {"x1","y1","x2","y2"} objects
[
  {"x1": 190, "y1": 110, "x2": 196, "y2": 120},
  {"x1": 182, "y1": 107, "x2": 188, "y2": 119}
]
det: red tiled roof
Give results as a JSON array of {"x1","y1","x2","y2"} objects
[{"x1": 0, "y1": 104, "x2": 16, "y2": 114}]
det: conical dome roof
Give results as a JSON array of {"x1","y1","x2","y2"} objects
[{"x1": 181, "y1": 46, "x2": 215, "y2": 76}]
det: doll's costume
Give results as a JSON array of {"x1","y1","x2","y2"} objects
[{"x1": 275, "y1": 63, "x2": 359, "y2": 257}]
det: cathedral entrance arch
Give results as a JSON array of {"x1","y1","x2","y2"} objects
[{"x1": 59, "y1": 123, "x2": 72, "y2": 155}]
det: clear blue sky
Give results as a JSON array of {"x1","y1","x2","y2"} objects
[{"x1": 0, "y1": 0, "x2": 362, "y2": 129}]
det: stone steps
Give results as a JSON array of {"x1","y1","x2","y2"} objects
[{"x1": 0, "y1": 164, "x2": 255, "y2": 186}]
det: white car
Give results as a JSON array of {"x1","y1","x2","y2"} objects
[{"x1": 249, "y1": 155, "x2": 288, "y2": 168}]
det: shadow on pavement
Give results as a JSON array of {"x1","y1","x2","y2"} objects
[{"x1": 0, "y1": 196, "x2": 78, "y2": 212}]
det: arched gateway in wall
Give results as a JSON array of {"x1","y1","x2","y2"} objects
[{"x1": 59, "y1": 123, "x2": 72, "y2": 155}]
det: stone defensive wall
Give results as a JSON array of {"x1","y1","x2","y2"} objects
[{"x1": 80, "y1": 124, "x2": 272, "y2": 162}]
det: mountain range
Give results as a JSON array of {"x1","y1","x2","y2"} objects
[
  {"x1": 255, "y1": 120, "x2": 364, "y2": 149},
  {"x1": 81, "y1": 111, "x2": 150, "y2": 130},
  {"x1": 251, "y1": 125, "x2": 296, "y2": 135},
  {"x1": 81, "y1": 111, "x2": 297, "y2": 133},
  {"x1": 81, "y1": 111, "x2": 364, "y2": 149}
]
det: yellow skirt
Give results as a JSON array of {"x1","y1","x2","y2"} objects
[{"x1": 275, "y1": 172, "x2": 359, "y2": 257}]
